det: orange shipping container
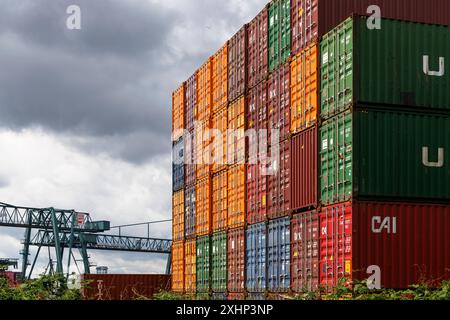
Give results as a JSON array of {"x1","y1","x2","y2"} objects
[
  {"x1": 228, "y1": 164, "x2": 246, "y2": 229},
  {"x1": 212, "y1": 170, "x2": 228, "y2": 231},
  {"x1": 172, "y1": 191, "x2": 185, "y2": 242},
  {"x1": 227, "y1": 97, "x2": 246, "y2": 165},
  {"x1": 195, "y1": 119, "x2": 211, "y2": 180},
  {"x1": 290, "y1": 43, "x2": 318, "y2": 135},
  {"x1": 172, "y1": 83, "x2": 185, "y2": 141},
  {"x1": 185, "y1": 239, "x2": 196, "y2": 294},
  {"x1": 197, "y1": 58, "x2": 213, "y2": 122},
  {"x1": 212, "y1": 44, "x2": 228, "y2": 113},
  {"x1": 196, "y1": 177, "x2": 212, "y2": 236},
  {"x1": 171, "y1": 241, "x2": 185, "y2": 293},
  {"x1": 212, "y1": 106, "x2": 228, "y2": 173}
]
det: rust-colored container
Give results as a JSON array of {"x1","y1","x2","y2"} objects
[
  {"x1": 291, "y1": 211, "x2": 319, "y2": 293},
  {"x1": 247, "y1": 159, "x2": 267, "y2": 224},
  {"x1": 186, "y1": 74, "x2": 197, "y2": 133},
  {"x1": 196, "y1": 177, "x2": 211, "y2": 236},
  {"x1": 268, "y1": 63, "x2": 290, "y2": 144},
  {"x1": 248, "y1": 7, "x2": 268, "y2": 89},
  {"x1": 228, "y1": 164, "x2": 246, "y2": 229},
  {"x1": 228, "y1": 26, "x2": 247, "y2": 102},
  {"x1": 212, "y1": 44, "x2": 228, "y2": 112},
  {"x1": 172, "y1": 241, "x2": 185, "y2": 293},
  {"x1": 291, "y1": 0, "x2": 450, "y2": 55},
  {"x1": 197, "y1": 58, "x2": 212, "y2": 122},
  {"x1": 290, "y1": 43, "x2": 318, "y2": 135},
  {"x1": 267, "y1": 139, "x2": 291, "y2": 219},
  {"x1": 185, "y1": 239, "x2": 196, "y2": 294},
  {"x1": 291, "y1": 126, "x2": 317, "y2": 212},
  {"x1": 172, "y1": 190, "x2": 185, "y2": 242},
  {"x1": 320, "y1": 201, "x2": 450, "y2": 290},
  {"x1": 228, "y1": 228, "x2": 246, "y2": 293},
  {"x1": 211, "y1": 106, "x2": 228, "y2": 173},
  {"x1": 212, "y1": 170, "x2": 228, "y2": 232},
  {"x1": 228, "y1": 292, "x2": 246, "y2": 300},
  {"x1": 195, "y1": 119, "x2": 211, "y2": 180},
  {"x1": 185, "y1": 129, "x2": 196, "y2": 187},
  {"x1": 81, "y1": 274, "x2": 171, "y2": 300},
  {"x1": 227, "y1": 97, "x2": 246, "y2": 165},
  {"x1": 172, "y1": 83, "x2": 185, "y2": 141},
  {"x1": 247, "y1": 80, "x2": 268, "y2": 138}
]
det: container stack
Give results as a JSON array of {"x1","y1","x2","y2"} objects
[{"x1": 171, "y1": 0, "x2": 450, "y2": 299}]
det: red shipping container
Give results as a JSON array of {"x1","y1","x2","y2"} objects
[
  {"x1": 291, "y1": 126, "x2": 317, "y2": 212},
  {"x1": 246, "y1": 158, "x2": 267, "y2": 224},
  {"x1": 291, "y1": 0, "x2": 450, "y2": 55},
  {"x1": 291, "y1": 211, "x2": 319, "y2": 293},
  {"x1": 185, "y1": 129, "x2": 196, "y2": 187},
  {"x1": 268, "y1": 63, "x2": 290, "y2": 145},
  {"x1": 267, "y1": 139, "x2": 291, "y2": 219},
  {"x1": 248, "y1": 81, "x2": 268, "y2": 133},
  {"x1": 320, "y1": 202, "x2": 450, "y2": 290},
  {"x1": 248, "y1": 7, "x2": 268, "y2": 89},
  {"x1": 228, "y1": 26, "x2": 248, "y2": 102},
  {"x1": 185, "y1": 74, "x2": 197, "y2": 133},
  {"x1": 228, "y1": 228, "x2": 246, "y2": 292},
  {"x1": 81, "y1": 274, "x2": 171, "y2": 300}
]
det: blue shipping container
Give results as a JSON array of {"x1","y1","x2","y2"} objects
[
  {"x1": 184, "y1": 185, "x2": 196, "y2": 239},
  {"x1": 172, "y1": 137, "x2": 185, "y2": 192},
  {"x1": 268, "y1": 217, "x2": 290, "y2": 292},
  {"x1": 246, "y1": 223, "x2": 267, "y2": 292}
]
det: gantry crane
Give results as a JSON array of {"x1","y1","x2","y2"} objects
[{"x1": 0, "y1": 202, "x2": 172, "y2": 279}]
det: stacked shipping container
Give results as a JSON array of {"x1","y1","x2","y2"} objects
[{"x1": 172, "y1": 0, "x2": 450, "y2": 299}]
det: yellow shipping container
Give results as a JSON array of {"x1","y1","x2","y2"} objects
[
  {"x1": 228, "y1": 164, "x2": 246, "y2": 229},
  {"x1": 171, "y1": 241, "x2": 184, "y2": 293},
  {"x1": 172, "y1": 83, "x2": 185, "y2": 141},
  {"x1": 212, "y1": 106, "x2": 228, "y2": 173},
  {"x1": 196, "y1": 177, "x2": 211, "y2": 236},
  {"x1": 212, "y1": 170, "x2": 228, "y2": 231},
  {"x1": 212, "y1": 44, "x2": 228, "y2": 113},
  {"x1": 184, "y1": 239, "x2": 196, "y2": 294},
  {"x1": 197, "y1": 58, "x2": 212, "y2": 122},
  {"x1": 227, "y1": 96, "x2": 246, "y2": 165},
  {"x1": 172, "y1": 191, "x2": 184, "y2": 242}
]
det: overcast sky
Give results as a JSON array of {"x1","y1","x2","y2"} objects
[{"x1": 0, "y1": 0, "x2": 267, "y2": 275}]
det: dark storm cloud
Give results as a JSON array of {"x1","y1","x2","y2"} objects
[{"x1": 0, "y1": 0, "x2": 266, "y2": 163}]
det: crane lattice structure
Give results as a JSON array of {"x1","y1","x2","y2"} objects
[{"x1": 0, "y1": 202, "x2": 172, "y2": 279}]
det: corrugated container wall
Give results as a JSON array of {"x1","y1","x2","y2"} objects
[
  {"x1": 196, "y1": 236, "x2": 211, "y2": 293},
  {"x1": 212, "y1": 44, "x2": 228, "y2": 112},
  {"x1": 195, "y1": 120, "x2": 211, "y2": 180},
  {"x1": 247, "y1": 80, "x2": 268, "y2": 135},
  {"x1": 267, "y1": 139, "x2": 291, "y2": 219},
  {"x1": 320, "y1": 202, "x2": 450, "y2": 290},
  {"x1": 228, "y1": 293, "x2": 245, "y2": 300},
  {"x1": 291, "y1": 0, "x2": 450, "y2": 55},
  {"x1": 172, "y1": 83, "x2": 185, "y2": 141},
  {"x1": 248, "y1": 7, "x2": 268, "y2": 89},
  {"x1": 291, "y1": 126, "x2": 317, "y2": 211},
  {"x1": 82, "y1": 275, "x2": 171, "y2": 300},
  {"x1": 227, "y1": 228, "x2": 246, "y2": 293},
  {"x1": 172, "y1": 137, "x2": 185, "y2": 192},
  {"x1": 247, "y1": 160, "x2": 267, "y2": 224},
  {"x1": 186, "y1": 74, "x2": 197, "y2": 133},
  {"x1": 197, "y1": 59, "x2": 212, "y2": 121},
  {"x1": 228, "y1": 165, "x2": 246, "y2": 229},
  {"x1": 212, "y1": 170, "x2": 228, "y2": 231},
  {"x1": 268, "y1": 0, "x2": 291, "y2": 72},
  {"x1": 211, "y1": 107, "x2": 228, "y2": 173},
  {"x1": 268, "y1": 217, "x2": 290, "y2": 292},
  {"x1": 290, "y1": 43, "x2": 318, "y2": 135},
  {"x1": 185, "y1": 240, "x2": 196, "y2": 293},
  {"x1": 291, "y1": 211, "x2": 319, "y2": 293},
  {"x1": 268, "y1": 63, "x2": 290, "y2": 143},
  {"x1": 320, "y1": 109, "x2": 450, "y2": 205},
  {"x1": 172, "y1": 191, "x2": 185, "y2": 241},
  {"x1": 212, "y1": 232, "x2": 227, "y2": 292},
  {"x1": 184, "y1": 185, "x2": 196, "y2": 239},
  {"x1": 246, "y1": 223, "x2": 267, "y2": 293},
  {"x1": 320, "y1": 16, "x2": 450, "y2": 119},
  {"x1": 185, "y1": 132, "x2": 196, "y2": 187},
  {"x1": 196, "y1": 178, "x2": 212, "y2": 236},
  {"x1": 172, "y1": 241, "x2": 185, "y2": 293},
  {"x1": 227, "y1": 97, "x2": 246, "y2": 164},
  {"x1": 228, "y1": 26, "x2": 247, "y2": 102}
]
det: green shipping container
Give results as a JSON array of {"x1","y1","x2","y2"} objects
[
  {"x1": 268, "y1": 0, "x2": 290, "y2": 72},
  {"x1": 196, "y1": 236, "x2": 210, "y2": 293},
  {"x1": 211, "y1": 232, "x2": 227, "y2": 292},
  {"x1": 320, "y1": 108, "x2": 450, "y2": 205},
  {"x1": 320, "y1": 16, "x2": 450, "y2": 119}
]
